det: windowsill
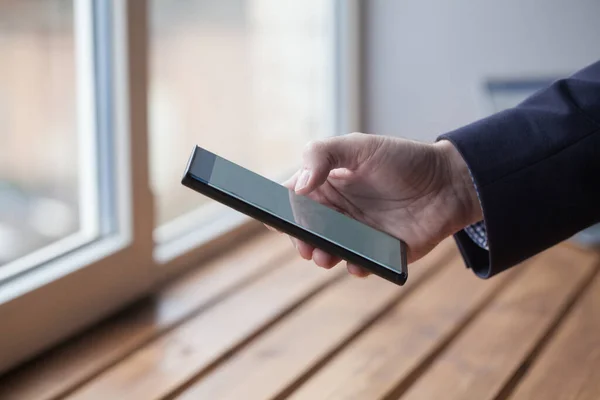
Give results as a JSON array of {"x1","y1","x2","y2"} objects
[
  {"x1": 0, "y1": 230, "x2": 296, "y2": 399},
  {"x1": 0, "y1": 233, "x2": 131, "y2": 306},
  {"x1": 155, "y1": 215, "x2": 267, "y2": 284}
]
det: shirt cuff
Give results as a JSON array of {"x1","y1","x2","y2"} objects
[
  {"x1": 464, "y1": 163, "x2": 489, "y2": 250},
  {"x1": 465, "y1": 221, "x2": 488, "y2": 250}
]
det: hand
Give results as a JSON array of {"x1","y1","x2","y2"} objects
[{"x1": 268, "y1": 132, "x2": 482, "y2": 277}]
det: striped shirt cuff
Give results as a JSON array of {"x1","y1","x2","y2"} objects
[{"x1": 465, "y1": 167, "x2": 489, "y2": 250}]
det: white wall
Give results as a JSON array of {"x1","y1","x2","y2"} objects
[{"x1": 363, "y1": 0, "x2": 600, "y2": 141}]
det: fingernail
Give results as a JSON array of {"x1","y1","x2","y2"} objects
[{"x1": 295, "y1": 170, "x2": 310, "y2": 192}]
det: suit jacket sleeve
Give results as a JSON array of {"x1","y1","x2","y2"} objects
[{"x1": 438, "y1": 60, "x2": 600, "y2": 279}]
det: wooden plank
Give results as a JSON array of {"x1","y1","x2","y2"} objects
[
  {"x1": 510, "y1": 260, "x2": 600, "y2": 400},
  {"x1": 174, "y1": 240, "x2": 454, "y2": 400},
  {"x1": 287, "y1": 252, "x2": 517, "y2": 400},
  {"x1": 0, "y1": 233, "x2": 292, "y2": 400},
  {"x1": 398, "y1": 245, "x2": 598, "y2": 400},
  {"x1": 65, "y1": 253, "x2": 342, "y2": 400}
]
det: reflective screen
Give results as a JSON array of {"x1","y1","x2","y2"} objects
[{"x1": 188, "y1": 147, "x2": 406, "y2": 274}]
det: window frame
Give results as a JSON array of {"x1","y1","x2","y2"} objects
[
  {"x1": 0, "y1": 0, "x2": 155, "y2": 374},
  {"x1": 0, "y1": 0, "x2": 361, "y2": 374}
]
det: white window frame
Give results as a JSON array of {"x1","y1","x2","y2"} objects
[{"x1": 0, "y1": 0, "x2": 361, "y2": 374}]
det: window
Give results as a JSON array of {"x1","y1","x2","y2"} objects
[
  {"x1": 0, "y1": 0, "x2": 359, "y2": 374},
  {"x1": 0, "y1": 0, "x2": 93, "y2": 279},
  {"x1": 149, "y1": 0, "x2": 346, "y2": 253}
]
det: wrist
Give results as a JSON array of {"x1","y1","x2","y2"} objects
[{"x1": 434, "y1": 140, "x2": 483, "y2": 230}]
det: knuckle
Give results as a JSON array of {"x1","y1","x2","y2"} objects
[{"x1": 303, "y1": 139, "x2": 326, "y2": 158}]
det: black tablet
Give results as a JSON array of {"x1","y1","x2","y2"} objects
[{"x1": 181, "y1": 146, "x2": 408, "y2": 286}]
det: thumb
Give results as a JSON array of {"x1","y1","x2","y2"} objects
[{"x1": 294, "y1": 134, "x2": 363, "y2": 194}]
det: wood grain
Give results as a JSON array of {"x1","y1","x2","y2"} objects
[
  {"x1": 175, "y1": 240, "x2": 454, "y2": 400},
  {"x1": 5, "y1": 235, "x2": 598, "y2": 400},
  {"x1": 0, "y1": 233, "x2": 291, "y2": 400},
  {"x1": 288, "y1": 253, "x2": 516, "y2": 400},
  {"x1": 509, "y1": 262, "x2": 600, "y2": 400},
  {"x1": 399, "y1": 245, "x2": 598, "y2": 400},
  {"x1": 65, "y1": 254, "x2": 340, "y2": 400}
]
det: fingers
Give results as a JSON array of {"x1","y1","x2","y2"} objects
[
  {"x1": 278, "y1": 135, "x2": 371, "y2": 278},
  {"x1": 294, "y1": 241, "x2": 344, "y2": 270},
  {"x1": 328, "y1": 167, "x2": 354, "y2": 180},
  {"x1": 294, "y1": 134, "x2": 365, "y2": 195},
  {"x1": 347, "y1": 262, "x2": 371, "y2": 278},
  {"x1": 287, "y1": 232, "x2": 370, "y2": 278},
  {"x1": 286, "y1": 232, "x2": 344, "y2": 270},
  {"x1": 264, "y1": 224, "x2": 280, "y2": 233},
  {"x1": 312, "y1": 248, "x2": 342, "y2": 269},
  {"x1": 282, "y1": 170, "x2": 300, "y2": 190},
  {"x1": 293, "y1": 237, "x2": 314, "y2": 260}
]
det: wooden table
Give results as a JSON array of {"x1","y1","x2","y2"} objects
[{"x1": 1, "y1": 232, "x2": 599, "y2": 400}]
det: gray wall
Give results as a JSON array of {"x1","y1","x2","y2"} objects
[{"x1": 363, "y1": 0, "x2": 600, "y2": 142}]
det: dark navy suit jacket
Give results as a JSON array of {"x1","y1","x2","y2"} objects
[{"x1": 439, "y1": 60, "x2": 600, "y2": 279}]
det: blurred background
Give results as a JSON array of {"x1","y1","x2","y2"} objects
[
  {"x1": 1, "y1": 0, "x2": 600, "y2": 267},
  {"x1": 0, "y1": 0, "x2": 334, "y2": 265}
]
